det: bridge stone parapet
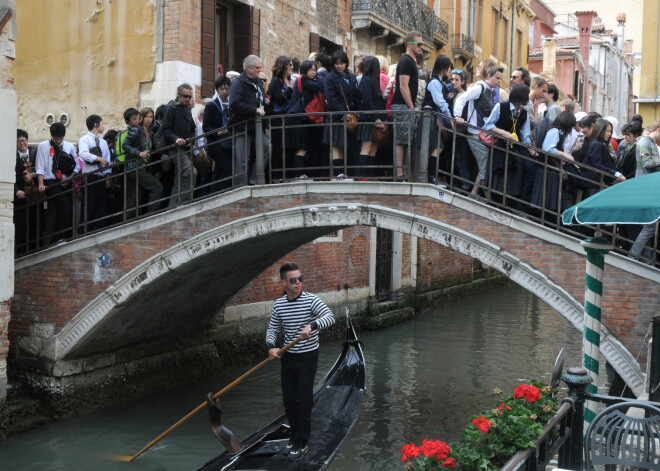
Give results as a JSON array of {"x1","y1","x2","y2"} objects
[{"x1": 11, "y1": 182, "x2": 660, "y2": 398}]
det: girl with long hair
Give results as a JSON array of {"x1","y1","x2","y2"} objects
[
  {"x1": 267, "y1": 56, "x2": 294, "y2": 180},
  {"x1": 285, "y1": 60, "x2": 324, "y2": 178},
  {"x1": 355, "y1": 56, "x2": 386, "y2": 178},
  {"x1": 582, "y1": 118, "x2": 626, "y2": 197},
  {"x1": 417, "y1": 54, "x2": 452, "y2": 184},
  {"x1": 322, "y1": 50, "x2": 362, "y2": 180},
  {"x1": 450, "y1": 69, "x2": 472, "y2": 191}
]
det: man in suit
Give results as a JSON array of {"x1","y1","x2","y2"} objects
[{"x1": 203, "y1": 75, "x2": 232, "y2": 191}]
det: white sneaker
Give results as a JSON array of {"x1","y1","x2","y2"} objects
[
  {"x1": 334, "y1": 173, "x2": 354, "y2": 182},
  {"x1": 296, "y1": 174, "x2": 310, "y2": 180}
]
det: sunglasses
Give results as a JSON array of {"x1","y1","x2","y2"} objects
[
  {"x1": 288, "y1": 276, "x2": 304, "y2": 284},
  {"x1": 452, "y1": 69, "x2": 465, "y2": 79},
  {"x1": 182, "y1": 94, "x2": 193, "y2": 99},
  {"x1": 409, "y1": 41, "x2": 423, "y2": 47}
]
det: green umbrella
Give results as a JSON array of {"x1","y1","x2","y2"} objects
[{"x1": 562, "y1": 172, "x2": 660, "y2": 225}]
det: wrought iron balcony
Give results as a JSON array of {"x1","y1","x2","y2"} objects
[
  {"x1": 453, "y1": 33, "x2": 474, "y2": 60},
  {"x1": 351, "y1": 0, "x2": 449, "y2": 46}
]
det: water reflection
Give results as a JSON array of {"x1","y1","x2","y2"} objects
[{"x1": 0, "y1": 285, "x2": 583, "y2": 470}]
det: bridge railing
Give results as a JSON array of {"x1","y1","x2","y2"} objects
[{"x1": 14, "y1": 109, "x2": 659, "y2": 266}]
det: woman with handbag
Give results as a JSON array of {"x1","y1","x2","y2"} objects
[
  {"x1": 285, "y1": 60, "x2": 325, "y2": 179},
  {"x1": 481, "y1": 84, "x2": 531, "y2": 207},
  {"x1": 322, "y1": 50, "x2": 362, "y2": 180},
  {"x1": 416, "y1": 55, "x2": 452, "y2": 185},
  {"x1": 355, "y1": 56, "x2": 386, "y2": 179},
  {"x1": 267, "y1": 56, "x2": 294, "y2": 181}
]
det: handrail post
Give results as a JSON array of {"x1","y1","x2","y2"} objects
[
  {"x1": 559, "y1": 366, "x2": 593, "y2": 470},
  {"x1": 255, "y1": 116, "x2": 265, "y2": 185},
  {"x1": 416, "y1": 107, "x2": 432, "y2": 183}
]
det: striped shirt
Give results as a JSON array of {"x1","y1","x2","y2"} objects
[{"x1": 266, "y1": 292, "x2": 335, "y2": 354}]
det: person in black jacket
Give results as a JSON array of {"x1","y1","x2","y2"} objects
[
  {"x1": 228, "y1": 54, "x2": 270, "y2": 185},
  {"x1": 122, "y1": 107, "x2": 163, "y2": 215},
  {"x1": 161, "y1": 83, "x2": 196, "y2": 207},
  {"x1": 582, "y1": 118, "x2": 625, "y2": 198},
  {"x1": 15, "y1": 129, "x2": 38, "y2": 253},
  {"x1": 285, "y1": 60, "x2": 324, "y2": 178},
  {"x1": 355, "y1": 56, "x2": 385, "y2": 178},
  {"x1": 322, "y1": 50, "x2": 362, "y2": 180},
  {"x1": 267, "y1": 56, "x2": 294, "y2": 180},
  {"x1": 203, "y1": 76, "x2": 232, "y2": 191}
]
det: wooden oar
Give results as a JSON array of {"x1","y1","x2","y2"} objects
[{"x1": 126, "y1": 336, "x2": 303, "y2": 461}]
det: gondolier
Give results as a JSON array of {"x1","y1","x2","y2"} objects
[{"x1": 266, "y1": 262, "x2": 335, "y2": 461}]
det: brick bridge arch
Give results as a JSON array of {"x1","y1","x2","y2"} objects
[{"x1": 13, "y1": 183, "x2": 659, "y2": 396}]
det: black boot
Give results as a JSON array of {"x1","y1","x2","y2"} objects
[
  {"x1": 367, "y1": 155, "x2": 376, "y2": 178},
  {"x1": 356, "y1": 154, "x2": 369, "y2": 179},
  {"x1": 293, "y1": 154, "x2": 307, "y2": 178},
  {"x1": 427, "y1": 156, "x2": 438, "y2": 184}
]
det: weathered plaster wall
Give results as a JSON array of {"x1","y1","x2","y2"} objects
[
  {"x1": 0, "y1": 0, "x2": 17, "y2": 404},
  {"x1": 15, "y1": 0, "x2": 157, "y2": 141}
]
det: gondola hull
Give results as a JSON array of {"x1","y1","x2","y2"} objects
[{"x1": 196, "y1": 319, "x2": 366, "y2": 471}]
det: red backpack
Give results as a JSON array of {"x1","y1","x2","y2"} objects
[{"x1": 298, "y1": 78, "x2": 325, "y2": 124}]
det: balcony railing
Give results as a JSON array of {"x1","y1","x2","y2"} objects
[
  {"x1": 453, "y1": 33, "x2": 475, "y2": 59},
  {"x1": 351, "y1": 0, "x2": 449, "y2": 45},
  {"x1": 15, "y1": 108, "x2": 660, "y2": 268}
]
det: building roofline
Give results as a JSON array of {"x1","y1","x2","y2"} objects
[{"x1": 535, "y1": 0, "x2": 556, "y2": 16}]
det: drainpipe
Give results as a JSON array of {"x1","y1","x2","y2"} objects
[
  {"x1": 656, "y1": 3, "x2": 660, "y2": 120},
  {"x1": 509, "y1": 0, "x2": 516, "y2": 73}
]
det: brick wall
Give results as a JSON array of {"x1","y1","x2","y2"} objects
[
  {"x1": 163, "y1": 0, "x2": 202, "y2": 65},
  {"x1": 416, "y1": 238, "x2": 480, "y2": 291},
  {"x1": 228, "y1": 227, "x2": 371, "y2": 306}
]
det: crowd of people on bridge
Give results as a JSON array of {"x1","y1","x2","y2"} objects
[{"x1": 14, "y1": 30, "x2": 660, "y2": 261}]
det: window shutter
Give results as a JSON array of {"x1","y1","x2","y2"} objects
[
  {"x1": 234, "y1": 5, "x2": 260, "y2": 71},
  {"x1": 309, "y1": 32, "x2": 320, "y2": 54},
  {"x1": 201, "y1": 0, "x2": 216, "y2": 98}
]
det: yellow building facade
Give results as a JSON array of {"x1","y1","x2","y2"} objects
[
  {"x1": 634, "y1": 0, "x2": 660, "y2": 123},
  {"x1": 15, "y1": 0, "x2": 158, "y2": 141},
  {"x1": 440, "y1": 0, "x2": 534, "y2": 86}
]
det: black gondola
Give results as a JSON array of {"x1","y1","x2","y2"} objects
[{"x1": 197, "y1": 317, "x2": 366, "y2": 471}]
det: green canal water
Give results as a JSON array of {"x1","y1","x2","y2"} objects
[{"x1": 0, "y1": 285, "x2": 584, "y2": 470}]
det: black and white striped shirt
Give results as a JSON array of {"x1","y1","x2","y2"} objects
[{"x1": 266, "y1": 292, "x2": 335, "y2": 354}]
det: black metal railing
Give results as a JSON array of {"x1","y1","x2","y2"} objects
[
  {"x1": 351, "y1": 0, "x2": 447, "y2": 45},
  {"x1": 453, "y1": 33, "x2": 475, "y2": 57},
  {"x1": 13, "y1": 108, "x2": 660, "y2": 267}
]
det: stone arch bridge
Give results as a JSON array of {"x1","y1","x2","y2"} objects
[{"x1": 11, "y1": 182, "x2": 660, "y2": 399}]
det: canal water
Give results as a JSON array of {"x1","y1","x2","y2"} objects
[{"x1": 0, "y1": 285, "x2": 584, "y2": 470}]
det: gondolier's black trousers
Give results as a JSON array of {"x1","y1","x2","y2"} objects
[{"x1": 281, "y1": 349, "x2": 319, "y2": 446}]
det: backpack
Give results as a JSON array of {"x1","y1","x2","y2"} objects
[
  {"x1": 297, "y1": 77, "x2": 325, "y2": 124},
  {"x1": 115, "y1": 129, "x2": 129, "y2": 162},
  {"x1": 115, "y1": 128, "x2": 137, "y2": 170},
  {"x1": 50, "y1": 142, "x2": 77, "y2": 178}
]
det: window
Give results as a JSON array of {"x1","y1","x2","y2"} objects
[
  {"x1": 468, "y1": 0, "x2": 476, "y2": 38},
  {"x1": 516, "y1": 29, "x2": 523, "y2": 66},
  {"x1": 491, "y1": 7, "x2": 499, "y2": 57},
  {"x1": 502, "y1": 17, "x2": 508, "y2": 59},
  {"x1": 476, "y1": 0, "x2": 483, "y2": 44}
]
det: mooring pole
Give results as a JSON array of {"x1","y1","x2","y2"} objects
[{"x1": 580, "y1": 237, "x2": 612, "y2": 430}]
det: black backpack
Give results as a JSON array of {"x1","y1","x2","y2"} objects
[{"x1": 50, "y1": 141, "x2": 77, "y2": 177}]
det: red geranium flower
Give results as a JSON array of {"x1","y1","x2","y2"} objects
[
  {"x1": 443, "y1": 457, "x2": 457, "y2": 468},
  {"x1": 471, "y1": 415, "x2": 492, "y2": 433},
  {"x1": 497, "y1": 402, "x2": 512, "y2": 411},
  {"x1": 513, "y1": 384, "x2": 541, "y2": 403},
  {"x1": 401, "y1": 443, "x2": 421, "y2": 461},
  {"x1": 421, "y1": 438, "x2": 450, "y2": 461}
]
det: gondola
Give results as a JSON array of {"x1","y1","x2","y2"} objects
[{"x1": 196, "y1": 317, "x2": 366, "y2": 471}]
